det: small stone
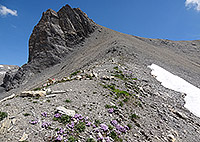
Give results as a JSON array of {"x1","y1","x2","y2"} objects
[
  {"x1": 167, "y1": 134, "x2": 176, "y2": 142},
  {"x1": 19, "y1": 132, "x2": 28, "y2": 141}
]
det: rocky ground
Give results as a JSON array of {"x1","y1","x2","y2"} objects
[{"x1": 0, "y1": 57, "x2": 200, "y2": 142}]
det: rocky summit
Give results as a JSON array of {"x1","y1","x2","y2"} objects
[
  {"x1": 0, "y1": 4, "x2": 200, "y2": 142},
  {"x1": 2, "y1": 4, "x2": 96, "y2": 91}
]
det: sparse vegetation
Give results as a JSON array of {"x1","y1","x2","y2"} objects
[
  {"x1": 105, "y1": 104, "x2": 118, "y2": 109},
  {"x1": 68, "y1": 136, "x2": 77, "y2": 142},
  {"x1": 65, "y1": 99, "x2": 71, "y2": 103},
  {"x1": 0, "y1": 112, "x2": 8, "y2": 121},
  {"x1": 53, "y1": 114, "x2": 71, "y2": 124},
  {"x1": 130, "y1": 113, "x2": 140, "y2": 120},
  {"x1": 86, "y1": 138, "x2": 96, "y2": 142},
  {"x1": 75, "y1": 122, "x2": 86, "y2": 133},
  {"x1": 23, "y1": 113, "x2": 31, "y2": 117},
  {"x1": 70, "y1": 70, "x2": 80, "y2": 77}
]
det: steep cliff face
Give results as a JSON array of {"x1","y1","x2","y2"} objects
[
  {"x1": 29, "y1": 5, "x2": 96, "y2": 70},
  {"x1": 2, "y1": 4, "x2": 97, "y2": 91}
]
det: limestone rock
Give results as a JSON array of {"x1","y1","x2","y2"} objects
[
  {"x1": 19, "y1": 132, "x2": 28, "y2": 142},
  {"x1": 56, "y1": 106, "x2": 75, "y2": 117},
  {"x1": 0, "y1": 118, "x2": 11, "y2": 134},
  {"x1": 20, "y1": 90, "x2": 47, "y2": 97}
]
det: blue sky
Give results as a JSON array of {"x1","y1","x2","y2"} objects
[{"x1": 0, "y1": 0, "x2": 200, "y2": 66}]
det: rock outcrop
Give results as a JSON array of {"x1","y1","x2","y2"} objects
[
  {"x1": 2, "y1": 4, "x2": 96, "y2": 91},
  {"x1": 0, "y1": 65, "x2": 19, "y2": 85}
]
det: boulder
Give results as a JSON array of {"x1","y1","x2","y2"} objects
[{"x1": 56, "y1": 106, "x2": 75, "y2": 117}]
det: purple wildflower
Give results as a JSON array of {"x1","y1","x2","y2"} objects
[
  {"x1": 63, "y1": 134, "x2": 67, "y2": 137},
  {"x1": 111, "y1": 120, "x2": 118, "y2": 126},
  {"x1": 85, "y1": 116, "x2": 89, "y2": 121},
  {"x1": 42, "y1": 122, "x2": 51, "y2": 128},
  {"x1": 98, "y1": 137, "x2": 103, "y2": 141},
  {"x1": 29, "y1": 120, "x2": 38, "y2": 125},
  {"x1": 100, "y1": 124, "x2": 109, "y2": 132},
  {"x1": 54, "y1": 113, "x2": 62, "y2": 118},
  {"x1": 93, "y1": 124, "x2": 96, "y2": 128},
  {"x1": 105, "y1": 137, "x2": 111, "y2": 142},
  {"x1": 116, "y1": 125, "x2": 126, "y2": 133},
  {"x1": 56, "y1": 135, "x2": 62, "y2": 141},
  {"x1": 57, "y1": 128, "x2": 65, "y2": 135},
  {"x1": 108, "y1": 108, "x2": 114, "y2": 113},
  {"x1": 41, "y1": 112, "x2": 47, "y2": 117},
  {"x1": 74, "y1": 114, "x2": 82, "y2": 119},
  {"x1": 68, "y1": 121, "x2": 75, "y2": 129},
  {"x1": 115, "y1": 129, "x2": 121, "y2": 135},
  {"x1": 124, "y1": 125, "x2": 130, "y2": 130},
  {"x1": 86, "y1": 121, "x2": 92, "y2": 127}
]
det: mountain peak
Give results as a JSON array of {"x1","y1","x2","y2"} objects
[{"x1": 3, "y1": 4, "x2": 97, "y2": 91}]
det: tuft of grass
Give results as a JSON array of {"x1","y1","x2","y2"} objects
[
  {"x1": 65, "y1": 99, "x2": 71, "y2": 103},
  {"x1": 127, "y1": 124, "x2": 132, "y2": 129},
  {"x1": 68, "y1": 136, "x2": 77, "y2": 142},
  {"x1": 130, "y1": 113, "x2": 140, "y2": 120},
  {"x1": 123, "y1": 98, "x2": 129, "y2": 103},
  {"x1": 105, "y1": 104, "x2": 118, "y2": 109},
  {"x1": 113, "y1": 66, "x2": 119, "y2": 70},
  {"x1": 107, "y1": 85, "x2": 115, "y2": 90},
  {"x1": 132, "y1": 78, "x2": 138, "y2": 80},
  {"x1": 70, "y1": 70, "x2": 80, "y2": 77},
  {"x1": 86, "y1": 138, "x2": 96, "y2": 142},
  {"x1": 119, "y1": 101, "x2": 124, "y2": 107},
  {"x1": 108, "y1": 124, "x2": 114, "y2": 130},
  {"x1": 0, "y1": 112, "x2": 8, "y2": 121},
  {"x1": 94, "y1": 119, "x2": 101, "y2": 126},
  {"x1": 33, "y1": 101, "x2": 38, "y2": 103},
  {"x1": 47, "y1": 99, "x2": 50, "y2": 103},
  {"x1": 33, "y1": 87, "x2": 42, "y2": 91},
  {"x1": 75, "y1": 122, "x2": 86, "y2": 133},
  {"x1": 109, "y1": 131, "x2": 123, "y2": 142},
  {"x1": 23, "y1": 113, "x2": 31, "y2": 117}
]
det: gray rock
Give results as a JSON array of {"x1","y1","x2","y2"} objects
[
  {"x1": 56, "y1": 106, "x2": 75, "y2": 117},
  {"x1": 2, "y1": 4, "x2": 96, "y2": 91}
]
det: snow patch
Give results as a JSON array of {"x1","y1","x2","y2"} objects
[
  {"x1": 148, "y1": 64, "x2": 200, "y2": 118},
  {"x1": 0, "y1": 65, "x2": 3, "y2": 68}
]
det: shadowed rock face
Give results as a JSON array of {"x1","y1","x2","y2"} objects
[{"x1": 2, "y1": 4, "x2": 96, "y2": 91}]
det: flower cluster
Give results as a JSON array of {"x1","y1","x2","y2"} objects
[
  {"x1": 108, "y1": 108, "x2": 114, "y2": 113},
  {"x1": 29, "y1": 120, "x2": 38, "y2": 125},
  {"x1": 42, "y1": 121, "x2": 51, "y2": 129},
  {"x1": 41, "y1": 112, "x2": 47, "y2": 117}
]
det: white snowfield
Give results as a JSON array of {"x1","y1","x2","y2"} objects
[
  {"x1": 0, "y1": 65, "x2": 3, "y2": 68},
  {"x1": 148, "y1": 64, "x2": 200, "y2": 118}
]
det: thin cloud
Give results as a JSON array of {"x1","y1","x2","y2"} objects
[{"x1": 0, "y1": 5, "x2": 18, "y2": 16}]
